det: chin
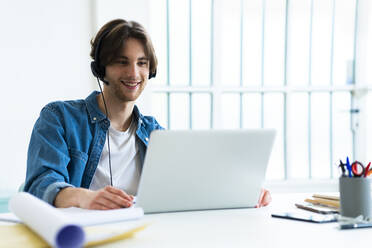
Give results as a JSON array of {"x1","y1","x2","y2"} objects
[{"x1": 118, "y1": 93, "x2": 142, "y2": 102}]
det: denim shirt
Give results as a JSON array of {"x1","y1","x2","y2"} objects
[{"x1": 24, "y1": 91, "x2": 163, "y2": 205}]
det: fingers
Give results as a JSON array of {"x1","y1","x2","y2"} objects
[
  {"x1": 255, "y1": 189, "x2": 265, "y2": 208},
  {"x1": 261, "y1": 190, "x2": 272, "y2": 206},
  {"x1": 95, "y1": 193, "x2": 130, "y2": 209},
  {"x1": 256, "y1": 188, "x2": 272, "y2": 208},
  {"x1": 87, "y1": 187, "x2": 134, "y2": 210},
  {"x1": 105, "y1": 186, "x2": 134, "y2": 201}
]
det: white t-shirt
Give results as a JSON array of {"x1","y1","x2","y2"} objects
[{"x1": 89, "y1": 120, "x2": 141, "y2": 195}]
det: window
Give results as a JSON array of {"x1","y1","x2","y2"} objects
[{"x1": 148, "y1": 0, "x2": 363, "y2": 182}]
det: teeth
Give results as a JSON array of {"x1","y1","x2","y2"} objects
[{"x1": 121, "y1": 81, "x2": 140, "y2": 86}]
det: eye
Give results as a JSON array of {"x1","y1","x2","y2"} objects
[
  {"x1": 138, "y1": 61, "x2": 148, "y2": 66},
  {"x1": 116, "y1": 60, "x2": 128, "y2": 65}
]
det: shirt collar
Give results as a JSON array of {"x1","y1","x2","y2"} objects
[
  {"x1": 85, "y1": 91, "x2": 144, "y2": 125},
  {"x1": 85, "y1": 91, "x2": 108, "y2": 123}
]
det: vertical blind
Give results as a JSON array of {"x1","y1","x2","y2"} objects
[{"x1": 148, "y1": 0, "x2": 358, "y2": 180}]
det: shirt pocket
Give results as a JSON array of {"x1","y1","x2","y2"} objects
[
  {"x1": 69, "y1": 148, "x2": 88, "y2": 163},
  {"x1": 68, "y1": 148, "x2": 89, "y2": 185}
]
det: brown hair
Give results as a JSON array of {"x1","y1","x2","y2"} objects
[{"x1": 90, "y1": 19, "x2": 157, "y2": 77}]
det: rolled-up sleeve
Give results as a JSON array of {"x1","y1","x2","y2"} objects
[{"x1": 24, "y1": 103, "x2": 74, "y2": 205}]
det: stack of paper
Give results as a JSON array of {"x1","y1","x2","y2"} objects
[
  {"x1": 3, "y1": 192, "x2": 146, "y2": 247},
  {"x1": 295, "y1": 194, "x2": 340, "y2": 214}
]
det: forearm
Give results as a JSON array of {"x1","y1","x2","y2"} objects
[
  {"x1": 26, "y1": 105, "x2": 73, "y2": 205},
  {"x1": 54, "y1": 187, "x2": 89, "y2": 208}
]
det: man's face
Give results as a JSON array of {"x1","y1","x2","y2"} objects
[{"x1": 104, "y1": 38, "x2": 150, "y2": 103}]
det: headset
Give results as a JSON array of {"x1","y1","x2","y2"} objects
[
  {"x1": 90, "y1": 24, "x2": 156, "y2": 187},
  {"x1": 90, "y1": 27, "x2": 157, "y2": 85}
]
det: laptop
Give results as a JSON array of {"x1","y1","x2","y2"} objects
[{"x1": 135, "y1": 129, "x2": 276, "y2": 213}]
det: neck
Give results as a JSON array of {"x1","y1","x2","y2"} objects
[{"x1": 97, "y1": 92, "x2": 135, "y2": 132}]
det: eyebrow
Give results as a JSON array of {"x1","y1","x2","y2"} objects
[{"x1": 117, "y1": 56, "x2": 149, "y2": 61}]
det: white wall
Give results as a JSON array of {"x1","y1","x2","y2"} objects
[{"x1": 0, "y1": 0, "x2": 151, "y2": 192}]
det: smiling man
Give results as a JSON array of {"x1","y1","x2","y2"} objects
[
  {"x1": 25, "y1": 19, "x2": 163, "y2": 210},
  {"x1": 24, "y1": 19, "x2": 271, "y2": 210}
]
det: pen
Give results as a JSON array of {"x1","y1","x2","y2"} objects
[
  {"x1": 0, "y1": 218, "x2": 22, "y2": 223},
  {"x1": 346, "y1": 157, "x2": 352, "y2": 177},
  {"x1": 364, "y1": 162, "x2": 371, "y2": 177},
  {"x1": 340, "y1": 222, "x2": 372, "y2": 230}
]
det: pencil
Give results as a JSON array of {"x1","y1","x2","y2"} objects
[
  {"x1": 312, "y1": 194, "x2": 340, "y2": 201},
  {"x1": 304, "y1": 198, "x2": 340, "y2": 208}
]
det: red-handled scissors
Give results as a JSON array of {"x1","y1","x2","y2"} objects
[
  {"x1": 364, "y1": 162, "x2": 371, "y2": 177},
  {"x1": 351, "y1": 161, "x2": 365, "y2": 177}
]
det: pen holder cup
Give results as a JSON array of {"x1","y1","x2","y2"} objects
[{"x1": 339, "y1": 177, "x2": 372, "y2": 219}]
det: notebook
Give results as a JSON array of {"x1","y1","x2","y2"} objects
[{"x1": 136, "y1": 129, "x2": 276, "y2": 213}]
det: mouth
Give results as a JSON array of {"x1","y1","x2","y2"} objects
[{"x1": 120, "y1": 80, "x2": 141, "y2": 90}]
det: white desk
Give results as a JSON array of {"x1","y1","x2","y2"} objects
[
  {"x1": 1, "y1": 193, "x2": 369, "y2": 247},
  {"x1": 103, "y1": 193, "x2": 369, "y2": 248}
]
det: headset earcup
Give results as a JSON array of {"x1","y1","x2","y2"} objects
[
  {"x1": 149, "y1": 69, "x2": 157, "y2": 79},
  {"x1": 91, "y1": 61, "x2": 100, "y2": 78},
  {"x1": 91, "y1": 61, "x2": 108, "y2": 84},
  {"x1": 97, "y1": 65, "x2": 106, "y2": 83}
]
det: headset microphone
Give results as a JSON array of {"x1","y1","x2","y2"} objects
[
  {"x1": 91, "y1": 28, "x2": 113, "y2": 186},
  {"x1": 96, "y1": 77, "x2": 113, "y2": 187},
  {"x1": 91, "y1": 24, "x2": 157, "y2": 187}
]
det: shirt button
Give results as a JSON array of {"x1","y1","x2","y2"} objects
[
  {"x1": 145, "y1": 137, "x2": 149, "y2": 142},
  {"x1": 93, "y1": 117, "x2": 97, "y2": 121}
]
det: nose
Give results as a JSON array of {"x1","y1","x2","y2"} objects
[{"x1": 127, "y1": 63, "x2": 139, "y2": 78}]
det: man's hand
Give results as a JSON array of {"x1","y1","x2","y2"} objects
[
  {"x1": 54, "y1": 186, "x2": 134, "y2": 210},
  {"x1": 79, "y1": 186, "x2": 134, "y2": 210},
  {"x1": 255, "y1": 188, "x2": 271, "y2": 208}
]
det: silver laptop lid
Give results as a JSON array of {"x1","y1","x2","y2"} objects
[{"x1": 136, "y1": 129, "x2": 276, "y2": 213}]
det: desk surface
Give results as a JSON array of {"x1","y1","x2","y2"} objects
[
  {"x1": 1, "y1": 193, "x2": 369, "y2": 248},
  {"x1": 101, "y1": 193, "x2": 369, "y2": 248}
]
